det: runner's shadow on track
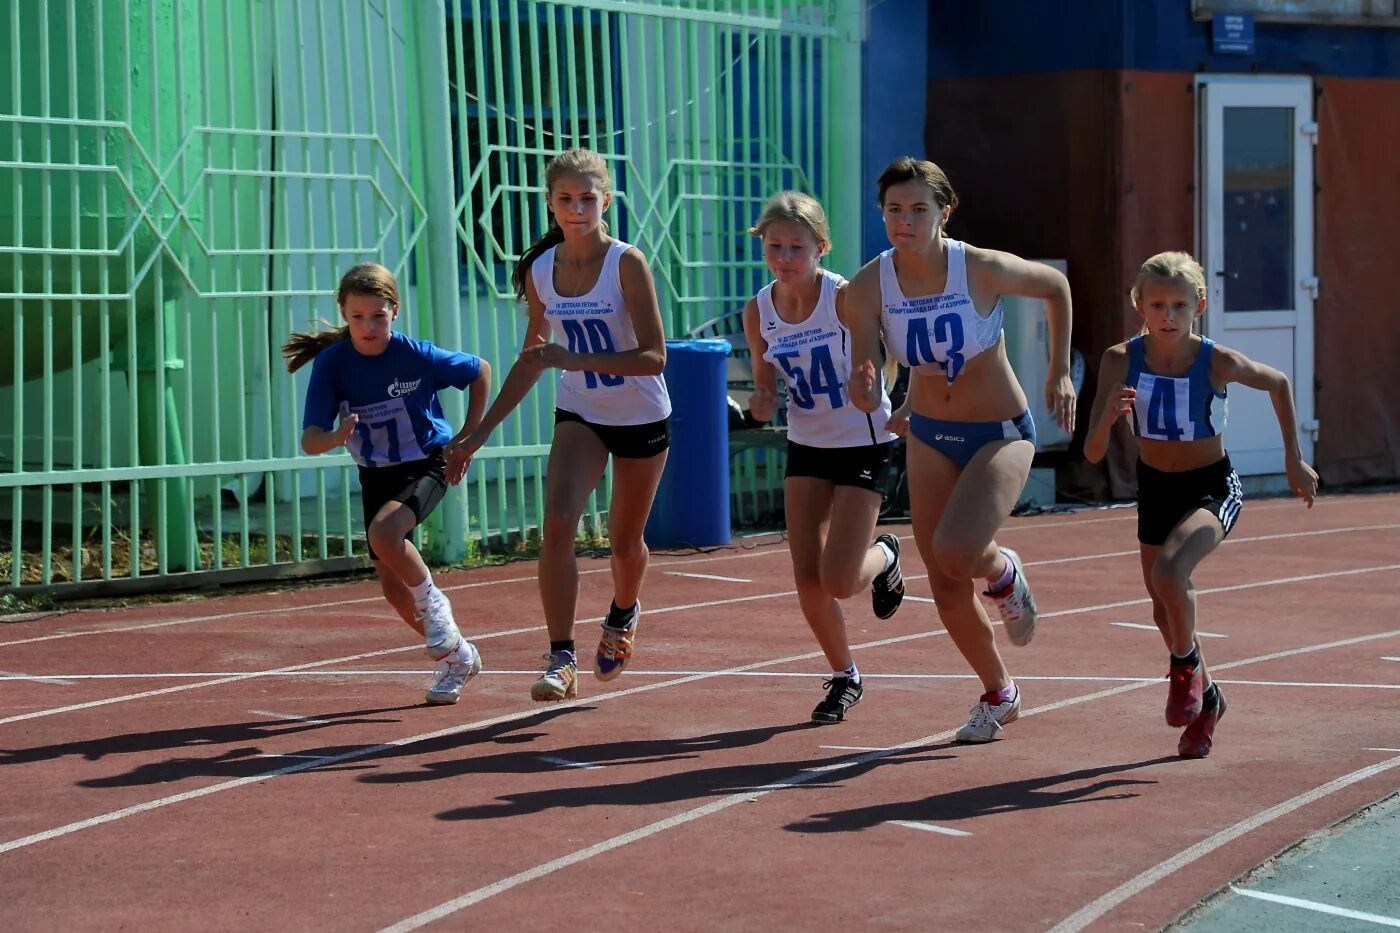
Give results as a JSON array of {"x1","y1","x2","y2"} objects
[
  {"x1": 364, "y1": 720, "x2": 820, "y2": 786},
  {"x1": 427, "y1": 729, "x2": 951, "y2": 820},
  {"x1": 0, "y1": 704, "x2": 420, "y2": 767},
  {"x1": 784, "y1": 755, "x2": 1182, "y2": 834},
  {"x1": 63, "y1": 706, "x2": 581, "y2": 788}
]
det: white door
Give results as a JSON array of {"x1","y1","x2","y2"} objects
[{"x1": 1198, "y1": 76, "x2": 1317, "y2": 476}]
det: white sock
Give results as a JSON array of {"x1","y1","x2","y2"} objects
[
  {"x1": 838, "y1": 664, "x2": 861, "y2": 684},
  {"x1": 875, "y1": 540, "x2": 896, "y2": 572},
  {"x1": 408, "y1": 576, "x2": 434, "y2": 605}
]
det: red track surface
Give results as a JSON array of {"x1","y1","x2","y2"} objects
[{"x1": 2, "y1": 493, "x2": 1398, "y2": 931}]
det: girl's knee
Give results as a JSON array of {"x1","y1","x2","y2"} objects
[
  {"x1": 926, "y1": 570, "x2": 968, "y2": 604},
  {"x1": 819, "y1": 564, "x2": 863, "y2": 600},
  {"x1": 609, "y1": 535, "x2": 648, "y2": 564},
  {"x1": 1149, "y1": 557, "x2": 1189, "y2": 596},
  {"x1": 367, "y1": 522, "x2": 403, "y2": 557},
  {"x1": 931, "y1": 542, "x2": 984, "y2": 582},
  {"x1": 541, "y1": 511, "x2": 580, "y2": 547}
]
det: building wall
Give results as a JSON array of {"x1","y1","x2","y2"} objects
[
  {"x1": 1314, "y1": 75, "x2": 1400, "y2": 484},
  {"x1": 907, "y1": 1, "x2": 1400, "y2": 482}
]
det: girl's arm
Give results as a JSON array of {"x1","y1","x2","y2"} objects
[
  {"x1": 1083, "y1": 345, "x2": 1132, "y2": 464},
  {"x1": 843, "y1": 260, "x2": 886, "y2": 414},
  {"x1": 299, "y1": 355, "x2": 355, "y2": 455},
  {"x1": 459, "y1": 358, "x2": 492, "y2": 436},
  {"x1": 740, "y1": 297, "x2": 779, "y2": 423},
  {"x1": 973, "y1": 248, "x2": 1076, "y2": 432},
  {"x1": 444, "y1": 359, "x2": 492, "y2": 484},
  {"x1": 1214, "y1": 346, "x2": 1319, "y2": 506},
  {"x1": 455, "y1": 283, "x2": 553, "y2": 458},
  {"x1": 532, "y1": 247, "x2": 667, "y2": 377},
  {"x1": 300, "y1": 416, "x2": 357, "y2": 456}
]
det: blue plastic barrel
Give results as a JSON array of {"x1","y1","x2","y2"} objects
[{"x1": 645, "y1": 338, "x2": 733, "y2": 548}]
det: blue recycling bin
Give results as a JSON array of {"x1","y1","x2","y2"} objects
[{"x1": 645, "y1": 338, "x2": 733, "y2": 548}]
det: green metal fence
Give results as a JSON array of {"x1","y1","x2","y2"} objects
[
  {"x1": 1, "y1": 0, "x2": 859, "y2": 595},
  {"x1": 447, "y1": 0, "x2": 860, "y2": 538}
]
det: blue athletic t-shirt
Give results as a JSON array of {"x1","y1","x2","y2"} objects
[{"x1": 302, "y1": 332, "x2": 483, "y2": 468}]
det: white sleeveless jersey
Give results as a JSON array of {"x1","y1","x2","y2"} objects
[
  {"x1": 533, "y1": 239, "x2": 671, "y2": 426},
  {"x1": 879, "y1": 238, "x2": 1004, "y2": 383},
  {"x1": 758, "y1": 268, "x2": 897, "y2": 448}
]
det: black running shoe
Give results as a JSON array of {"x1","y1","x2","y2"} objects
[
  {"x1": 871, "y1": 533, "x2": 905, "y2": 620},
  {"x1": 811, "y1": 676, "x2": 863, "y2": 724}
]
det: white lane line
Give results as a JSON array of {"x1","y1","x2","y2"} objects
[
  {"x1": 247, "y1": 710, "x2": 335, "y2": 726},
  {"x1": 889, "y1": 820, "x2": 973, "y2": 838},
  {"x1": 990, "y1": 498, "x2": 1318, "y2": 536},
  {"x1": 0, "y1": 670, "x2": 75, "y2": 685},
  {"x1": 0, "y1": 548, "x2": 803, "y2": 650},
  {"x1": 904, "y1": 595, "x2": 937, "y2": 603},
  {"x1": 4, "y1": 514, "x2": 1386, "y2": 652},
  {"x1": 1110, "y1": 622, "x2": 1227, "y2": 638},
  {"x1": 1215, "y1": 680, "x2": 1400, "y2": 690},
  {"x1": 1383, "y1": 657, "x2": 1400, "y2": 663},
  {"x1": 664, "y1": 572, "x2": 752, "y2": 583},
  {"x1": 0, "y1": 671, "x2": 434, "y2": 680},
  {"x1": 0, "y1": 644, "x2": 430, "y2": 727},
  {"x1": 1034, "y1": 563, "x2": 1400, "y2": 624},
  {"x1": 0, "y1": 627, "x2": 944, "y2": 857},
  {"x1": 1367, "y1": 748, "x2": 1400, "y2": 753},
  {"x1": 0, "y1": 588, "x2": 809, "y2": 727},
  {"x1": 1227, "y1": 888, "x2": 1400, "y2": 927},
  {"x1": 374, "y1": 627, "x2": 1400, "y2": 931},
  {"x1": 537, "y1": 755, "x2": 605, "y2": 771},
  {"x1": 1048, "y1": 755, "x2": 1400, "y2": 932},
  {"x1": 9, "y1": 560, "x2": 1398, "y2": 727},
  {"x1": 7, "y1": 671, "x2": 1398, "y2": 692},
  {"x1": 1029, "y1": 523, "x2": 1400, "y2": 569},
  {"x1": 255, "y1": 754, "x2": 328, "y2": 761},
  {"x1": 3, "y1": 575, "x2": 1396, "y2": 865},
  {"x1": 820, "y1": 745, "x2": 892, "y2": 752}
]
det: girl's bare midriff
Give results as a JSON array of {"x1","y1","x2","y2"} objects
[{"x1": 907, "y1": 338, "x2": 1029, "y2": 423}]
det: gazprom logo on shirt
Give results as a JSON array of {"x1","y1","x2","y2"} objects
[{"x1": 386, "y1": 377, "x2": 422, "y2": 398}]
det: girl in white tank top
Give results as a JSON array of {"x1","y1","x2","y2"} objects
[
  {"x1": 741, "y1": 191, "x2": 907, "y2": 725},
  {"x1": 844, "y1": 157, "x2": 1078, "y2": 744},
  {"x1": 531, "y1": 238, "x2": 670, "y2": 426},
  {"x1": 456, "y1": 148, "x2": 670, "y2": 704}
]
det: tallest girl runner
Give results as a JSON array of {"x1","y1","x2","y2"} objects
[
  {"x1": 456, "y1": 148, "x2": 670, "y2": 703},
  {"x1": 847, "y1": 157, "x2": 1076, "y2": 742}
]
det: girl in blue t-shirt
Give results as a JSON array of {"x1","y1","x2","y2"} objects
[
  {"x1": 283, "y1": 262, "x2": 492, "y2": 706},
  {"x1": 1085, "y1": 250, "x2": 1318, "y2": 758}
]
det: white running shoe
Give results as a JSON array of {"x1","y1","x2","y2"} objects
[
  {"x1": 954, "y1": 688, "x2": 1021, "y2": 743},
  {"x1": 986, "y1": 547, "x2": 1037, "y2": 646},
  {"x1": 531, "y1": 650, "x2": 579, "y2": 702},
  {"x1": 425, "y1": 640, "x2": 482, "y2": 705},
  {"x1": 416, "y1": 587, "x2": 462, "y2": 660}
]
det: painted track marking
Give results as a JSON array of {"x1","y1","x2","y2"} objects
[
  {"x1": 1048, "y1": 756, "x2": 1400, "y2": 932},
  {"x1": 1227, "y1": 887, "x2": 1400, "y2": 927}
]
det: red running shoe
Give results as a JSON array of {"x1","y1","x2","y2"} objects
[
  {"x1": 1178, "y1": 690, "x2": 1227, "y2": 759},
  {"x1": 1166, "y1": 657, "x2": 1204, "y2": 727}
]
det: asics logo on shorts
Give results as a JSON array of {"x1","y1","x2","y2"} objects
[
  {"x1": 935, "y1": 433, "x2": 965, "y2": 442},
  {"x1": 387, "y1": 377, "x2": 422, "y2": 398}
]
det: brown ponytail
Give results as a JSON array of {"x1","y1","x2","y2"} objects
[
  {"x1": 512, "y1": 224, "x2": 565, "y2": 302},
  {"x1": 282, "y1": 323, "x2": 349, "y2": 373}
]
